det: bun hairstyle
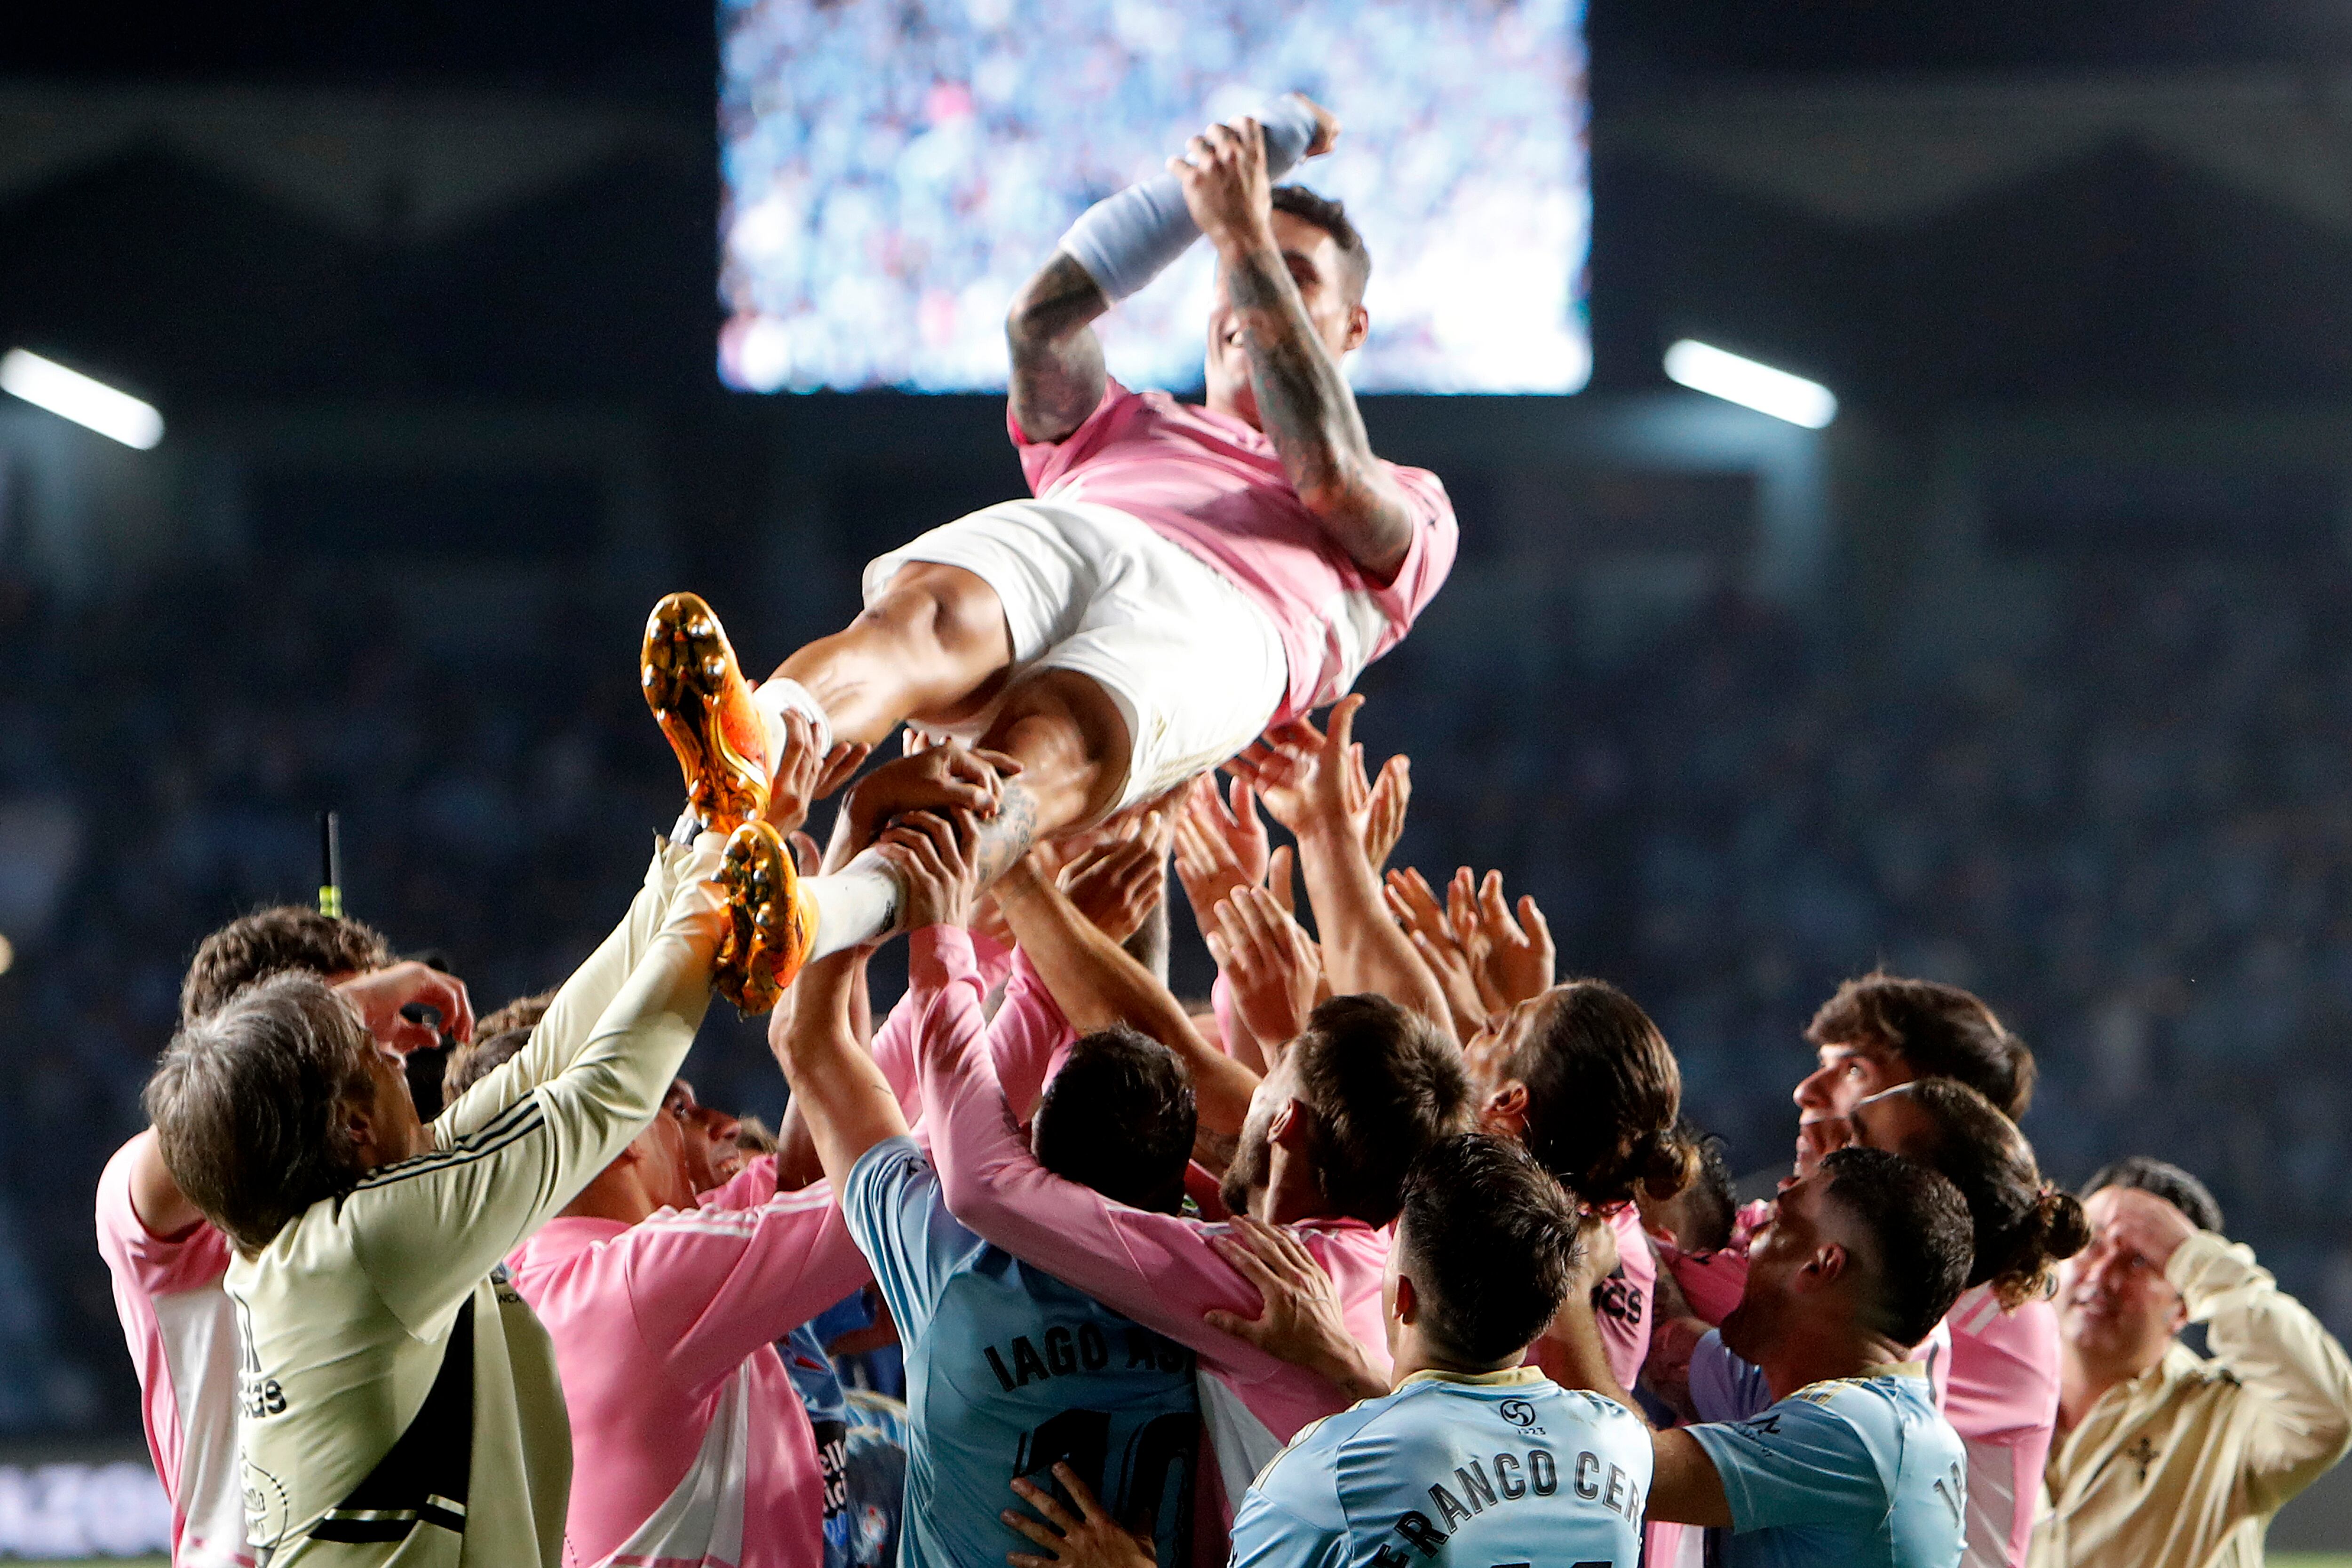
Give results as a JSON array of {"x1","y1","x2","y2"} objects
[
  {"x1": 1509, "y1": 981, "x2": 1696, "y2": 1209},
  {"x1": 1902, "y1": 1078, "x2": 2089, "y2": 1308}
]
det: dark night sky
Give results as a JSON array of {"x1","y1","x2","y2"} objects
[{"x1": 0, "y1": 0, "x2": 2338, "y2": 95}]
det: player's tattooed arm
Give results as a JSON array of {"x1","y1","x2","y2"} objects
[
  {"x1": 1219, "y1": 242, "x2": 1416, "y2": 579},
  {"x1": 1171, "y1": 116, "x2": 1416, "y2": 581},
  {"x1": 1006, "y1": 252, "x2": 1111, "y2": 444}
]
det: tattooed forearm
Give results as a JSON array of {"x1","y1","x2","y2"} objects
[
  {"x1": 1007, "y1": 253, "x2": 1111, "y2": 443},
  {"x1": 1223, "y1": 245, "x2": 1415, "y2": 578},
  {"x1": 972, "y1": 781, "x2": 1043, "y2": 887}
]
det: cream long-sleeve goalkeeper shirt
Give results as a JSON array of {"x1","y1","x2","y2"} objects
[
  {"x1": 229, "y1": 838, "x2": 719, "y2": 1568},
  {"x1": 2031, "y1": 1229, "x2": 2352, "y2": 1568}
]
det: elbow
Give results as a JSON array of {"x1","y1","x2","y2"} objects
[{"x1": 1301, "y1": 485, "x2": 1411, "y2": 583}]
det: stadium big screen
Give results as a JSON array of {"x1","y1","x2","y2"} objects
[{"x1": 718, "y1": 0, "x2": 1589, "y2": 395}]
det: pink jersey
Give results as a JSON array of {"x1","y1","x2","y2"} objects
[
  {"x1": 905, "y1": 924, "x2": 1391, "y2": 1532},
  {"x1": 869, "y1": 944, "x2": 1073, "y2": 1125},
  {"x1": 1659, "y1": 1239, "x2": 1750, "y2": 1327},
  {"x1": 504, "y1": 1156, "x2": 872, "y2": 1568},
  {"x1": 1593, "y1": 1204, "x2": 1656, "y2": 1392},
  {"x1": 1013, "y1": 381, "x2": 1459, "y2": 722},
  {"x1": 1944, "y1": 1285, "x2": 2061, "y2": 1568},
  {"x1": 94, "y1": 1136, "x2": 250, "y2": 1568}
]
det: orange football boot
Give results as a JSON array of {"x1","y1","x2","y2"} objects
[
  {"x1": 642, "y1": 592, "x2": 772, "y2": 833},
  {"x1": 712, "y1": 819, "x2": 819, "y2": 1014}
]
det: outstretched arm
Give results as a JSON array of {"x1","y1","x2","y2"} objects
[
  {"x1": 1173, "y1": 117, "x2": 1414, "y2": 581},
  {"x1": 993, "y1": 850, "x2": 1261, "y2": 1135},
  {"x1": 1230, "y1": 697, "x2": 1453, "y2": 1033},
  {"x1": 1006, "y1": 254, "x2": 1111, "y2": 446}
]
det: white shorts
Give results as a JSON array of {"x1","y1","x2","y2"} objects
[{"x1": 864, "y1": 499, "x2": 1287, "y2": 813}]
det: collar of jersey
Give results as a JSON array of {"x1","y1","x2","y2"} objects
[{"x1": 1398, "y1": 1365, "x2": 1549, "y2": 1390}]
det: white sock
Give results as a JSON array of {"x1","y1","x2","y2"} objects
[
  {"x1": 753, "y1": 678, "x2": 836, "y2": 766},
  {"x1": 803, "y1": 850, "x2": 901, "y2": 959}
]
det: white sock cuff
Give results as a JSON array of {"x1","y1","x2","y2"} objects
[
  {"x1": 804, "y1": 854, "x2": 902, "y2": 961},
  {"x1": 753, "y1": 678, "x2": 836, "y2": 761}
]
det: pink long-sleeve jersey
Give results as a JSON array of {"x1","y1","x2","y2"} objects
[
  {"x1": 504, "y1": 1157, "x2": 871, "y2": 1568},
  {"x1": 904, "y1": 925, "x2": 1391, "y2": 1531},
  {"x1": 94, "y1": 1136, "x2": 250, "y2": 1568}
]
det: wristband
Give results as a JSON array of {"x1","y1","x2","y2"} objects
[{"x1": 1058, "y1": 93, "x2": 1323, "y2": 302}]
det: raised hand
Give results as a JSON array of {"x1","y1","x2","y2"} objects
[
  {"x1": 1058, "y1": 835, "x2": 1167, "y2": 945},
  {"x1": 843, "y1": 742, "x2": 1019, "y2": 850},
  {"x1": 766, "y1": 711, "x2": 871, "y2": 838},
  {"x1": 1208, "y1": 886, "x2": 1321, "y2": 1055},
  {"x1": 1168, "y1": 115, "x2": 1274, "y2": 256},
  {"x1": 1203, "y1": 1215, "x2": 1388, "y2": 1402},
  {"x1": 874, "y1": 810, "x2": 985, "y2": 934},
  {"x1": 1002, "y1": 1465, "x2": 1156, "y2": 1568},
  {"x1": 1299, "y1": 95, "x2": 1342, "y2": 158},
  {"x1": 2095, "y1": 1185, "x2": 2200, "y2": 1271},
  {"x1": 1227, "y1": 694, "x2": 1367, "y2": 839},
  {"x1": 1172, "y1": 775, "x2": 1270, "y2": 919},
  {"x1": 1468, "y1": 869, "x2": 1554, "y2": 1010},
  {"x1": 1383, "y1": 868, "x2": 1490, "y2": 1038},
  {"x1": 335, "y1": 962, "x2": 474, "y2": 1053},
  {"x1": 1355, "y1": 751, "x2": 1411, "y2": 875}
]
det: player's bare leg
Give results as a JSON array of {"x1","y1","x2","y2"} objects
[
  {"x1": 769, "y1": 562, "x2": 1015, "y2": 747},
  {"x1": 648, "y1": 588, "x2": 1135, "y2": 1007}
]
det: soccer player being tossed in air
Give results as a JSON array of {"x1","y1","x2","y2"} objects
[{"x1": 640, "y1": 90, "x2": 1457, "y2": 1007}]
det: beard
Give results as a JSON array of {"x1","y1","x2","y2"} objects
[{"x1": 1220, "y1": 1119, "x2": 1272, "y2": 1220}]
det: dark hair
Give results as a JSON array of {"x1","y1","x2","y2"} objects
[
  {"x1": 1808, "y1": 972, "x2": 2036, "y2": 1118},
  {"x1": 444, "y1": 989, "x2": 555, "y2": 1101},
  {"x1": 2082, "y1": 1156, "x2": 2224, "y2": 1235},
  {"x1": 1509, "y1": 981, "x2": 1700, "y2": 1209},
  {"x1": 1819, "y1": 1147, "x2": 1974, "y2": 1348},
  {"x1": 145, "y1": 974, "x2": 377, "y2": 1252},
  {"x1": 1895, "y1": 1080, "x2": 2090, "y2": 1308},
  {"x1": 1033, "y1": 1027, "x2": 1198, "y2": 1213},
  {"x1": 1291, "y1": 994, "x2": 1474, "y2": 1226},
  {"x1": 1398, "y1": 1133, "x2": 1581, "y2": 1365},
  {"x1": 1670, "y1": 1117, "x2": 1737, "y2": 1251},
  {"x1": 180, "y1": 907, "x2": 392, "y2": 1022},
  {"x1": 1270, "y1": 185, "x2": 1370, "y2": 304}
]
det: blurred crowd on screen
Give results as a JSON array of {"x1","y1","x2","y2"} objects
[
  {"x1": 3, "y1": 548, "x2": 2352, "y2": 1435},
  {"x1": 718, "y1": 0, "x2": 1589, "y2": 393}
]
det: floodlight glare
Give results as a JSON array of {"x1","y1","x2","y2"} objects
[
  {"x1": 0, "y1": 348, "x2": 164, "y2": 449},
  {"x1": 1663, "y1": 340, "x2": 1837, "y2": 429}
]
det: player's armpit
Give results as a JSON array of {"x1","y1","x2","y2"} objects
[
  {"x1": 1007, "y1": 252, "x2": 1112, "y2": 444},
  {"x1": 1647, "y1": 1430, "x2": 1734, "y2": 1528}
]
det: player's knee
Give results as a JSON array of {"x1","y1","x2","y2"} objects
[{"x1": 864, "y1": 567, "x2": 1004, "y2": 664}]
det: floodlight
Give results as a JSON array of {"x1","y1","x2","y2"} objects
[
  {"x1": 1663, "y1": 340, "x2": 1836, "y2": 428},
  {"x1": 0, "y1": 349, "x2": 164, "y2": 449}
]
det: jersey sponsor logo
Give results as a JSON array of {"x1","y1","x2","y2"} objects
[
  {"x1": 980, "y1": 1323, "x2": 1192, "y2": 1391},
  {"x1": 1591, "y1": 1274, "x2": 1645, "y2": 1329},
  {"x1": 1378, "y1": 1446, "x2": 1642, "y2": 1560}
]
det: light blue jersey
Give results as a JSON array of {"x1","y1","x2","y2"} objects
[
  {"x1": 1686, "y1": 1369, "x2": 1966, "y2": 1568},
  {"x1": 1231, "y1": 1367, "x2": 1649, "y2": 1568},
  {"x1": 844, "y1": 1136, "x2": 1199, "y2": 1568}
]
